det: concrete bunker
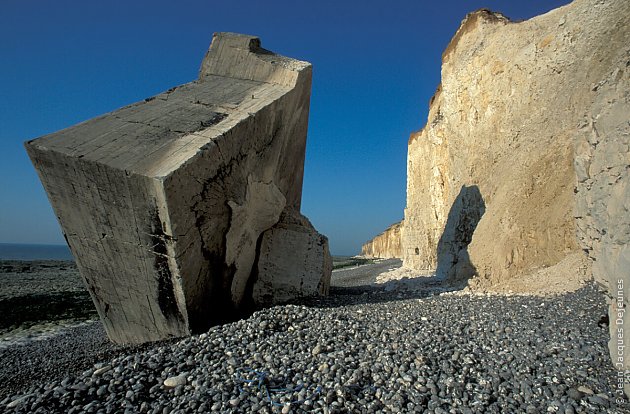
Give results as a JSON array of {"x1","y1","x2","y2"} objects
[{"x1": 25, "y1": 33, "x2": 332, "y2": 344}]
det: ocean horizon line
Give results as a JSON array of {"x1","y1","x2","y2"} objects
[{"x1": 0, "y1": 243, "x2": 73, "y2": 261}]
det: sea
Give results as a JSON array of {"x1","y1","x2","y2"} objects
[{"x1": 0, "y1": 243, "x2": 74, "y2": 261}]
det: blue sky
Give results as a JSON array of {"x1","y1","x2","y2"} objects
[{"x1": 0, "y1": 0, "x2": 570, "y2": 256}]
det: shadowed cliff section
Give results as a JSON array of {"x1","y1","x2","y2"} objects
[{"x1": 436, "y1": 185, "x2": 484, "y2": 284}]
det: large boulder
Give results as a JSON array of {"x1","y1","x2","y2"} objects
[
  {"x1": 25, "y1": 32, "x2": 331, "y2": 344},
  {"x1": 253, "y1": 209, "x2": 332, "y2": 307}
]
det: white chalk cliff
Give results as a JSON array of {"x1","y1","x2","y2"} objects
[
  {"x1": 361, "y1": 221, "x2": 403, "y2": 259},
  {"x1": 364, "y1": 0, "x2": 629, "y2": 391}
]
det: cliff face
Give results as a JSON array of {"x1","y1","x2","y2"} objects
[
  {"x1": 376, "y1": 0, "x2": 629, "y2": 394},
  {"x1": 402, "y1": 0, "x2": 629, "y2": 286},
  {"x1": 574, "y1": 49, "x2": 630, "y2": 395},
  {"x1": 361, "y1": 221, "x2": 403, "y2": 259}
]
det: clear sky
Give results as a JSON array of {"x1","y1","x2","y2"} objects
[{"x1": 0, "y1": 0, "x2": 570, "y2": 256}]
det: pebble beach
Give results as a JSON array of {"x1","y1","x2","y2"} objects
[{"x1": 1, "y1": 260, "x2": 627, "y2": 413}]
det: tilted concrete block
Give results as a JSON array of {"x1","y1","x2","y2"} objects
[{"x1": 25, "y1": 32, "x2": 331, "y2": 344}]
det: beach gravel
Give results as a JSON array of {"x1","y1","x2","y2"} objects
[{"x1": 1, "y1": 279, "x2": 627, "y2": 413}]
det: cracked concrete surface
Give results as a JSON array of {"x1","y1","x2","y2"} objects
[
  {"x1": 25, "y1": 32, "x2": 331, "y2": 344},
  {"x1": 226, "y1": 177, "x2": 286, "y2": 307}
]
